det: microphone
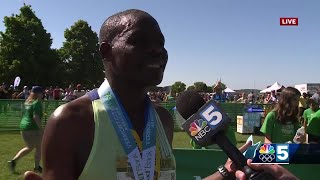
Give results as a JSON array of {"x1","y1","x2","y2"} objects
[{"x1": 176, "y1": 90, "x2": 273, "y2": 180}]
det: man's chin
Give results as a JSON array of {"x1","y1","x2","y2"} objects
[
  {"x1": 139, "y1": 78, "x2": 163, "y2": 88},
  {"x1": 144, "y1": 80, "x2": 163, "y2": 88}
]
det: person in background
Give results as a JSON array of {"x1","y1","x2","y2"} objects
[
  {"x1": 311, "y1": 89, "x2": 320, "y2": 105},
  {"x1": 73, "y1": 84, "x2": 86, "y2": 99},
  {"x1": 165, "y1": 91, "x2": 175, "y2": 102},
  {"x1": 62, "y1": 85, "x2": 75, "y2": 101},
  {"x1": 264, "y1": 93, "x2": 271, "y2": 104},
  {"x1": 236, "y1": 92, "x2": 247, "y2": 103},
  {"x1": 0, "y1": 83, "x2": 9, "y2": 99},
  {"x1": 12, "y1": 89, "x2": 21, "y2": 99},
  {"x1": 156, "y1": 91, "x2": 163, "y2": 101},
  {"x1": 260, "y1": 87, "x2": 301, "y2": 143},
  {"x1": 247, "y1": 91, "x2": 255, "y2": 104},
  {"x1": 45, "y1": 86, "x2": 54, "y2": 100},
  {"x1": 0, "y1": 83, "x2": 9, "y2": 115},
  {"x1": 298, "y1": 93, "x2": 308, "y2": 125},
  {"x1": 8, "y1": 86, "x2": 44, "y2": 173},
  {"x1": 303, "y1": 98, "x2": 319, "y2": 128},
  {"x1": 233, "y1": 93, "x2": 239, "y2": 103},
  {"x1": 270, "y1": 90, "x2": 277, "y2": 103},
  {"x1": 7, "y1": 85, "x2": 14, "y2": 99},
  {"x1": 18, "y1": 86, "x2": 30, "y2": 99},
  {"x1": 303, "y1": 98, "x2": 320, "y2": 143},
  {"x1": 53, "y1": 86, "x2": 62, "y2": 100}
]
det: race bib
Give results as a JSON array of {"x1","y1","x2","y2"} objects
[{"x1": 117, "y1": 170, "x2": 176, "y2": 180}]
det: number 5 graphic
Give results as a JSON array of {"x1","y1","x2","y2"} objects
[
  {"x1": 201, "y1": 105, "x2": 223, "y2": 126},
  {"x1": 277, "y1": 145, "x2": 289, "y2": 161}
]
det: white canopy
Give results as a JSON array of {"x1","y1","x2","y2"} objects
[
  {"x1": 224, "y1": 87, "x2": 235, "y2": 93},
  {"x1": 260, "y1": 82, "x2": 284, "y2": 93}
]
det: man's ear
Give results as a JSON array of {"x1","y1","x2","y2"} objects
[{"x1": 100, "y1": 42, "x2": 112, "y2": 62}]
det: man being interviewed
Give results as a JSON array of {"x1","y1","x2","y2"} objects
[
  {"x1": 24, "y1": 9, "x2": 298, "y2": 180},
  {"x1": 24, "y1": 9, "x2": 210, "y2": 180}
]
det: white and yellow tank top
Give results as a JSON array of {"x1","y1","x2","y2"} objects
[{"x1": 78, "y1": 90, "x2": 176, "y2": 180}]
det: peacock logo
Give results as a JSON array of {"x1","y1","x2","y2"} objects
[
  {"x1": 259, "y1": 144, "x2": 275, "y2": 154},
  {"x1": 258, "y1": 144, "x2": 276, "y2": 163},
  {"x1": 189, "y1": 119, "x2": 207, "y2": 136}
]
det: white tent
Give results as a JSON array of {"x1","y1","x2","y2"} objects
[
  {"x1": 224, "y1": 87, "x2": 235, "y2": 93},
  {"x1": 260, "y1": 82, "x2": 284, "y2": 93}
]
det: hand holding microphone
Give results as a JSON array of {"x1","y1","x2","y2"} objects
[{"x1": 176, "y1": 90, "x2": 275, "y2": 180}]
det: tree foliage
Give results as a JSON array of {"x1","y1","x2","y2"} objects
[
  {"x1": 187, "y1": 85, "x2": 195, "y2": 90},
  {"x1": 59, "y1": 20, "x2": 104, "y2": 88},
  {"x1": 171, "y1": 81, "x2": 186, "y2": 94},
  {"x1": 0, "y1": 5, "x2": 61, "y2": 87},
  {"x1": 193, "y1": 82, "x2": 208, "y2": 92}
]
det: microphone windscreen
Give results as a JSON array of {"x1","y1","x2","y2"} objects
[{"x1": 176, "y1": 90, "x2": 205, "y2": 120}]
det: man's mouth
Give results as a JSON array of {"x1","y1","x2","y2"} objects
[{"x1": 147, "y1": 64, "x2": 161, "y2": 68}]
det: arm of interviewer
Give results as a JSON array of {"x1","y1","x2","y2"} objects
[
  {"x1": 235, "y1": 159, "x2": 299, "y2": 180},
  {"x1": 203, "y1": 141, "x2": 253, "y2": 180}
]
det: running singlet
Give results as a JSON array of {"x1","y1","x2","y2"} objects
[{"x1": 78, "y1": 89, "x2": 176, "y2": 180}]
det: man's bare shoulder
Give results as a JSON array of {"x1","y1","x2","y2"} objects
[
  {"x1": 153, "y1": 104, "x2": 174, "y2": 146},
  {"x1": 41, "y1": 95, "x2": 94, "y2": 180},
  {"x1": 154, "y1": 104, "x2": 172, "y2": 124},
  {"x1": 49, "y1": 96, "x2": 93, "y2": 124},
  {"x1": 45, "y1": 95, "x2": 94, "y2": 140}
]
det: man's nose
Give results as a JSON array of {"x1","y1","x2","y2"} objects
[{"x1": 149, "y1": 47, "x2": 167, "y2": 59}]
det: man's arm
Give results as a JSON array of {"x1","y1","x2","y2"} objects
[{"x1": 41, "y1": 105, "x2": 77, "y2": 180}]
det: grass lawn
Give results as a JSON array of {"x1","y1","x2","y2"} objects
[{"x1": 0, "y1": 130, "x2": 264, "y2": 180}]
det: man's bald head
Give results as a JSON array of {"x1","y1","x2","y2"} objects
[
  {"x1": 99, "y1": 9, "x2": 167, "y2": 88},
  {"x1": 99, "y1": 9, "x2": 156, "y2": 45}
]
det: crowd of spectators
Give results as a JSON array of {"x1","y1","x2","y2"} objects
[
  {"x1": 1, "y1": 81, "x2": 317, "y2": 107},
  {"x1": 0, "y1": 83, "x2": 91, "y2": 101}
]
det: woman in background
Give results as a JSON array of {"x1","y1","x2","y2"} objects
[
  {"x1": 260, "y1": 87, "x2": 301, "y2": 143},
  {"x1": 8, "y1": 86, "x2": 44, "y2": 173}
]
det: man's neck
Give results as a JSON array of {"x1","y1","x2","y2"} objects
[{"x1": 106, "y1": 76, "x2": 147, "y2": 120}]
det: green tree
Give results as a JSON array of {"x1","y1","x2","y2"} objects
[
  {"x1": 187, "y1": 85, "x2": 195, "y2": 90},
  {"x1": 193, "y1": 82, "x2": 207, "y2": 92},
  {"x1": 0, "y1": 5, "x2": 61, "y2": 87},
  {"x1": 171, "y1": 81, "x2": 186, "y2": 95},
  {"x1": 59, "y1": 20, "x2": 104, "y2": 88},
  {"x1": 207, "y1": 86, "x2": 213, "y2": 93}
]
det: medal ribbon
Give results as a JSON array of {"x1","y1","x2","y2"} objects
[{"x1": 98, "y1": 79, "x2": 158, "y2": 180}]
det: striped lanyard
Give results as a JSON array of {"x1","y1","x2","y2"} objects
[{"x1": 98, "y1": 79, "x2": 159, "y2": 180}]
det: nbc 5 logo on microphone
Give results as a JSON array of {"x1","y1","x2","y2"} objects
[
  {"x1": 252, "y1": 144, "x2": 290, "y2": 164},
  {"x1": 186, "y1": 100, "x2": 229, "y2": 143},
  {"x1": 198, "y1": 100, "x2": 229, "y2": 130}
]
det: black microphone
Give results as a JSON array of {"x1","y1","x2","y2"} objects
[{"x1": 176, "y1": 90, "x2": 273, "y2": 180}]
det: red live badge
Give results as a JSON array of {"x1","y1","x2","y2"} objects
[{"x1": 280, "y1": 17, "x2": 298, "y2": 26}]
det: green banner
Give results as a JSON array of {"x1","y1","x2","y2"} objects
[
  {"x1": 173, "y1": 149, "x2": 319, "y2": 180},
  {"x1": 0, "y1": 100, "x2": 271, "y2": 131},
  {"x1": 0, "y1": 100, "x2": 65, "y2": 130}
]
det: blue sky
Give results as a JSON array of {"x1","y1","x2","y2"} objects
[{"x1": 1, "y1": 0, "x2": 319, "y2": 90}]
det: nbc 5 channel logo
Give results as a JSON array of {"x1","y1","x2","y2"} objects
[
  {"x1": 189, "y1": 103, "x2": 223, "y2": 141},
  {"x1": 189, "y1": 119, "x2": 210, "y2": 141},
  {"x1": 257, "y1": 144, "x2": 289, "y2": 164}
]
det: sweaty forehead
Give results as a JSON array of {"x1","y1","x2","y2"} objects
[{"x1": 119, "y1": 13, "x2": 161, "y2": 35}]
